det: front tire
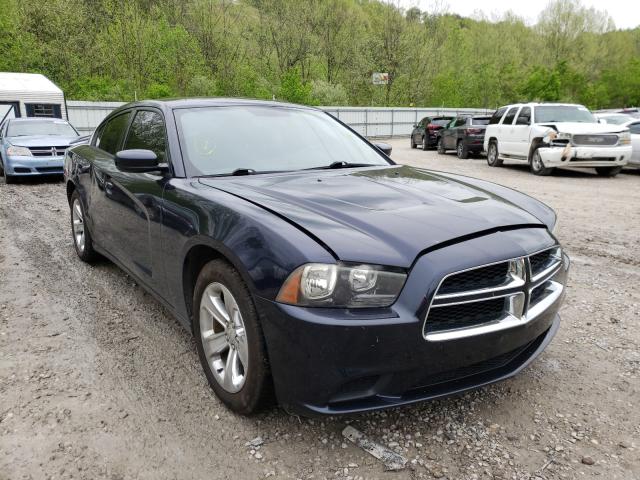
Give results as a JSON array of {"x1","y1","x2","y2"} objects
[
  {"x1": 456, "y1": 140, "x2": 469, "y2": 159},
  {"x1": 595, "y1": 166, "x2": 622, "y2": 177},
  {"x1": 70, "y1": 190, "x2": 98, "y2": 262},
  {"x1": 421, "y1": 135, "x2": 428, "y2": 151},
  {"x1": 410, "y1": 136, "x2": 416, "y2": 149},
  {"x1": 530, "y1": 148, "x2": 554, "y2": 176},
  {"x1": 193, "y1": 259, "x2": 272, "y2": 415},
  {"x1": 437, "y1": 137, "x2": 446, "y2": 154},
  {"x1": 486, "y1": 141, "x2": 503, "y2": 167}
]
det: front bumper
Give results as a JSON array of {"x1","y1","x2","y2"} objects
[
  {"x1": 537, "y1": 145, "x2": 631, "y2": 168},
  {"x1": 3, "y1": 155, "x2": 64, "y2": 176},
  {"x1": 259, "y1": 229, "x2": 569, "y2": 416}
]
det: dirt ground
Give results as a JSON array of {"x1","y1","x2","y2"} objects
[{"x1": 1, "y1": 139, "x2": 639, "y2": 480}]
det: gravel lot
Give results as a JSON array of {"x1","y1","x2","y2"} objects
[{"x1": 1, "y1": 138, "x2": 639, "y2": 480}]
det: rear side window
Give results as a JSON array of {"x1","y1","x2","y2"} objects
[
  {"x1": 96, "y1": 112, "x2": 132, "y2": 155},
  {"x1": 489, "y1": 107, "x2": 507, "y2": 125},
  {"x1": 123, "y1": 110, "x2": 167, "y2": 162},
  {"x1": 629, "y1": 123, "x2": 640, "y2": 134},
  {"x1": 502, "y1": 107, "x2": 518, "y2": 125},
  {"x1": 515, "y1": 107, "x2": 531, "y2": 125}
]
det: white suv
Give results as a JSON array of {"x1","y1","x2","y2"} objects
[{"x1": 483, "y1": 103, "x2": 632, "y2": 177}]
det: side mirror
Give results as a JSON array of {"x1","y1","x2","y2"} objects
[
  {"x1": 115, "y1": 149, "x2": 164, "y2": 173},
  {"x1": 373, "y1": 142, "x2": 392, "y2": 156}
]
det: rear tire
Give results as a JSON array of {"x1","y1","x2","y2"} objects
[
  {"x1": 456, "y1": 140, "x2": 469, "y2": 159},
  {"x1": 437, "y1": 137, "x2": 446, "y2": 155},
  {"x1": 486, "y1": 141, "x2": 503, "y2": 167},
  {"x1": 70, "y1": 190, "x2": 99, "y2": 263},
  {"x1": 193, "y1": 259, "x2": 272, "y2": 415},
  {"x1": 595, "y1": 166, "x2": 622, "y2": 177},
  {"x1": 530, "y1": 148, "x2": 554, "y2": 176}
]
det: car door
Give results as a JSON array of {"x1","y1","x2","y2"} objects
[
  {"x1": 451, "y1": 117, "x2": 467, "y2": 148},
  {"x1": 91, "y1": 108, "x2": 170, "y2": 293},
  {"x1": 511, "y1": 106, "x2": 531, "y2": 158},
  {"x1": 414, "y1": 117, "x2": 426, "y2": 144},
  {"x1": 499, "y1": 107, "x2": 520, "y2": 156}
]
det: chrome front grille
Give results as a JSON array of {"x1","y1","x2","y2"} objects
[
  {"x1": 28, "y1": 146, "x2": 68, "y2": 157},
  {"x1": 572, "y1": 134, "x2": 618, "y2": 147},
  {"x1": 423, "y1": 247, "x2": 564, "y2": 341}
]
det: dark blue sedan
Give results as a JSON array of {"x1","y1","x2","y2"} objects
[{"x1": 64, "y1": 99, "x2": 569, "y2": 416}]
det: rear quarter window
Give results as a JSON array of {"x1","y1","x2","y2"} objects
[{"x1": 489, "y1": 107, "x2": 507, "y2": 125}]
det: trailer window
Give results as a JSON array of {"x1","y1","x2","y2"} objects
[{"x1": 25, "y1": 103, "x2": 62, "y2": 118}]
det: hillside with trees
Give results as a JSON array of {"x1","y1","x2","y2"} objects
[{"x1": 0, "y1": 0, "x2": 638, "y2": 108}]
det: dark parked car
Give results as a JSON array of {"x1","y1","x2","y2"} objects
[
  {"x1": 65, "y1": 98, "x2": 569, "y2": 416},
  {"x1": 437, "y1": 115, "x2": 492, "y2": 159},
  {"x1": 410, "y1": 116, "x2": 453, "y2": 150}
]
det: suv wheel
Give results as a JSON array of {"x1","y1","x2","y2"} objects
[
  {"x1": 421, "y1": 135, "x2": 428, "y2": 151},
  {"x1": 437, "y1": 137, "x2": 446, "y2": 154},
  {"x1": 486, "y1": 141, "x2": 503, "y2": 167},
  {"x1": 456, "y1": 140, "x2": 469, "y2": 159},
  {"x1": 595, "y1": 166, "x2": 622, "y2": 177},
  {"x1": 193, "y1": 259, "x2": 272, "y2": 415},
  {"x1": 530, "y1": 148, "x2": 554, "y2": 176},
  {"x1": 70, "y1": 190, "x2": 99, "y2": 262}
]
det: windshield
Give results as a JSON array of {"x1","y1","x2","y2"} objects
[
  {"x1": 598, "y1": 114, "x2": 632, "y2": 125},
  {"x1": 174, "y1": 106, "x2": 391, "y2": 176},
  {"x1": 535, "y1": 106, "x2": 595, "y2": 123},
  {"x1": 7, "y1": 120, "x2": 78, "y2": 137}
]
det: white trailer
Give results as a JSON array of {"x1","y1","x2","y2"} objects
[{"x1": 0, "y1": 72, "x2": 67, "y2": 123}]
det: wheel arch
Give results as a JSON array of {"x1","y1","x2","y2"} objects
[
  {"x1": 181, "y1": 239, "x2": 255, "y2": 333},
  {"x1": 528, "y1": 137, "x2": 545, "y2": 164},
  {"x1": 66, "y1": 180, "x2": 76, "y2": 205}
]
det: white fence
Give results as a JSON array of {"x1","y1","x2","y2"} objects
[{"x1": 67, "y1": 101, "x2": 493, "y2": 137}]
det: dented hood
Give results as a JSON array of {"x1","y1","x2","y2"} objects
[{"x1": 199, "y1": 165, "x2": 546, "y2": 267}]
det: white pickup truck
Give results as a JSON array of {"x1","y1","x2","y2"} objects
[{"x1": 483, "y1": 103, "x2": 632, "y2": 176}]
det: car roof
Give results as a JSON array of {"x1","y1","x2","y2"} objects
[
  {"x1": 499, "y1": 102, "x2": 586, "y2": 109},
  {"x1": 110, "y1": 97, "x2": 320, "y2": 114}
]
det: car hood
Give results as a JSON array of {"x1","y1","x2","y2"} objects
[
  {"x1": 6, "y1": 135, "x2": 79, "y2": 147},
  {"x1": 538, "y1": 122, "x2": 627, "y2": 134},
  {"x1": 199, "y1": 165, "x2": 547, "y2": 267}
]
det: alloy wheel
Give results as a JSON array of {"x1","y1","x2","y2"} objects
[
  {"x1": 72, "y1": 199, "x2": 85, "y2": 253},
  {"x1": 199, "y1": 282, "x2": 248, "y2": 393}
]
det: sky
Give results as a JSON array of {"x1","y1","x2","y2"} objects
[{"x1": 400, "y1": 0, "x2": 640, "y2": 30}]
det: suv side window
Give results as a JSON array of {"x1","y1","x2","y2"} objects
[
  {"x1": 123, "y1": 110, "x2": 167, "y2": 162},
  {"x1": 515, "y1": 107, "x2": 531, "y2": 125},
  {"x1": 489, "y1": 107, "x2": 507, "y2": 125},
  {"x1": 502, "y1": 107, "x2": 518, "y2": 125},
  {"x1": 96, "y1": 112, "x2": 132, "y2": 155},
  {"x1": 629, "y1": 122, "x2": 640, "y2": 134}
]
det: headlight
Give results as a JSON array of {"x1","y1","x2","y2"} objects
[
  {"x1": 276, "y1": 263, "x2": 407, "y2": 308},
  {"x1": 618, "y1": 131, "x2": 631, "y2": 145},
  {"x1": 6, "y1": 145, "x2": 32, "y2": 156}
]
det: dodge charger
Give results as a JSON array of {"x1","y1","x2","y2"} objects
[{"x1": 64, "y1": 99, "x2": 569, "y2": 416}]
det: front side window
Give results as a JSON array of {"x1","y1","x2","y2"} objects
[
  {"x1": 96, "y1": 112, "x2": 131, "y2": 155},
  {"x1": 535, "y1": 105, "x2": 595, "y2": 123},
  {"x1": 489, "y1": 107, "x2": 507, "y2": 125},
  {"x1": 174, "y1": 106, "x2": 391, "y2": 176},
  {"x1": 629, "y1": 122, "x2": 640, "y2": 134},
  {"x1": 123, "y1": 110, "x2": 167, "y2": 162},
  {"x1": 502, "y1": 107, "x2": 518, "y2": 125},
  {"x1": 7, "y1": 119, "x2": 78, "y2": 137}
]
